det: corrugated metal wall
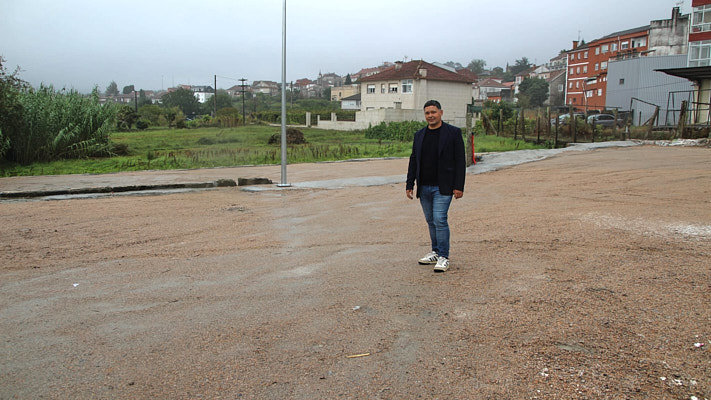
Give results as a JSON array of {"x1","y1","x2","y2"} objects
[{"x1": 606, "y1": 55, "x2": 693, "y2": 125}]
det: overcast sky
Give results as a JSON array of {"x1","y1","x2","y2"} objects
[{"x1": 1, "y1": 0, "x2": 690, "y2": 93}]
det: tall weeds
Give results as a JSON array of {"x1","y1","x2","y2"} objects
[{"x1": 3, "y1": 86, "x2": 116, "y2": 164}]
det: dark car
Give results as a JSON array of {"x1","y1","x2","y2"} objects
[{"x1": 587, "y1": 114, "x2": 623, "y2": 128}]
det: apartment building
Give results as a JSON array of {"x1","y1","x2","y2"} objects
[
  {"x1": 689, "y1": 0, "x2": 711, "y2": 66},
  {"x1": 565, "y1": 8, "x2": 689, "y2": 111},
  {"x1": 565, "y1": 26, "x2": 649, "y2": 109}
]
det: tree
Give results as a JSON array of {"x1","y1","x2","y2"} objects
[
  {"x1": 138, "y1": 104, "x2": 165, "y2": 126},
  {"x1": 161, "y1": 87, "x2": 201, "y2": 116},
  {"x1": 444, "y1": 61, "x2": 463, "y2": 70},
  {"x1": 491, "y1": 66, "x2": 504, "y2": 78},
  {"x1": 510, "y1": 57, "x2": 532, "y2": 75},
  {"x1": 122, "y1": 85, "x2": 135, "y2": 95},
  {"x1": 517, "y1": 77, "x2": 549, "y2": 108},
  {"x1": 137, "y1": 89, "x2": 152, "y2": 107},
  {"x1": 467, "y1": 59, "x2": 487, "y2": 74},
  {"x1": 105, "y1": 81, "x2": 119, "y2": 97},
  {"x1": 201, "y1": 90, "x2": 233, "y2": 114},
  {"x1": 213, "y1": 89, "x2": 233, "y2": 110},
  {"x1": 344, "y1": 74, "x2": 352, "y2": 85}
]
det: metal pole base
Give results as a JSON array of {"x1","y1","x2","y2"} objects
[{"x1": 276, "y1": 183, "x2": 292, "y2": 187}]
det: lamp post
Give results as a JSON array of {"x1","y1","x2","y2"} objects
[{"x1": 278, "y1": 0, "x2": 290, "y2": 187}]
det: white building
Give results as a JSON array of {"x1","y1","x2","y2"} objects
[{"x1": 358, "y1": 60, "x2": 474, "y2": 126}]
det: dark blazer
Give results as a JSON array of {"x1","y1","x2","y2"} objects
[{"x1": 406, "y1": 122, "x2": 466, "y2": 198}]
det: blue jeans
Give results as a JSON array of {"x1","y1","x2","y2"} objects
[{"x1": 419, "y1": 185, "x2": 453, "y2": 259}]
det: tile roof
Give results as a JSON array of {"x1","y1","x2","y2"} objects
[
  {"x1": 547, "y1": 70, "x2": 566, "y2": 82},
  {"x1": 359, "y1": 60, "x2": 474, "y2": 83},
  {"x1": 455, "y1": 68, "x2": 479, "y2": 81},
  {"x1": 599, "y1": 25, "x2": 649, "y2": 40},
  {"x1": 476, "y1": 78, "x2": 507, "y2": 88}
]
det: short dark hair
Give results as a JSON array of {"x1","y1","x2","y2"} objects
[{"x1": 423, "y1": 100, "x2": 441, "y2": 110}]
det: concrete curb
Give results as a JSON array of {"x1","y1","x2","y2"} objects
[{"x1": 0, "y1": 179, "x2": 237, "y2": 199}]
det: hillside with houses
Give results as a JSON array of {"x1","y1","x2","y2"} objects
[{"x1": 97, "y1": 4, "x2": 711, "y2": 132}]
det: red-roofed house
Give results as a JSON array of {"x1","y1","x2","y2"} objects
[
  {"x1": 474, "y1": 78, "x2": 508, "y2": 101},
  {"x1": 358, "y1": 60, "x2": 474, "y2": 126}
]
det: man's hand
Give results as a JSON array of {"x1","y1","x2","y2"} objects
[
  {"x1": 406, "y1": 189, "x2": 414, "y2": 199},
  {"x1": 453, "y1": 190, "x2": 463, "y2": 199}
]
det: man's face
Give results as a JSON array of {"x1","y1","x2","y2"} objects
[{"x1": 424, "y1": 105, "x2": 443, "y2": 128}]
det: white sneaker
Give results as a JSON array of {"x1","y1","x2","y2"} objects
[
  {"x1": 434, "y1": 256, "x2": 449, "y2": 272},
  {"x1": 418, "y1": 251, "x2": 439, "y2": 265}
]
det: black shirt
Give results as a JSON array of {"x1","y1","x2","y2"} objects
[{"x1": 419, "y1": 126, "x2": 440, "y2": 186}]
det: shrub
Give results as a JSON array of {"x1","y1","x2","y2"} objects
[
  {"x1": 136, "y1": 119, "x2": 149, "y2": 130},
  {"x1": 216, "y1": 107, "x2": 241, "y2": 127},
  {"x1": 110, "y1": 142, "x2": 130, "y2": 156},
  {"x1": 363, "y1": 120, "x2": 426, "y2": 142},
  {"x1": 268, "y1": 128, "x2": 307, "y2": 144}
]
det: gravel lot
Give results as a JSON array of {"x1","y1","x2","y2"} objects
[{"x1": 1, "y1": 145, "x2": 709, "y2": 399}]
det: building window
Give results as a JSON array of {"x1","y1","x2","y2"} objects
[
  {"x1": 569, "y1": 82, "x2": 573, "y2": 88},
  {"x1": 595, "y1": 47, "x2": 600, "y2": 55},
  {"x1": 584, "y1": 51, "x2": 588, "y2": 58},
  {"x1": 389, "y1": 83, "x2": 398, "y2": 93},
  {"x1": 401, "y1": 79, "x2": 413, "y2": 93},
  {"x1": 598, "y1": 89, "x2": 603, "y2": 96},
  {"x1": 689, "y1": 40, "x2": 711, "y2": 67},
  {"x1": 619, "y1": 78, "x2": 625, "y2": 85},
  {"x1": 595, "y1": 63, "x2": 599, "y2": 71},
  {"x1": 576, "y1": 81, "x2": 579, "y2": 88},
  {"x1": 367, "y1": 84, "x2": 375, "y2": 94},
  {"x1": 570, "y1": 67, "x2": 574, "y2": 75},
  {"x1": 631, "y1": 37, "x2": 646, "y2": 48},
  {"x1": 621, "y1": 41, "x2": 629, "y2": 49},
  {"x1": 601, "y1": 44, "x2": 609, "y2": 53},
  {"x1": 692, "y1": 4, "x2": 711, "y2": 33},
  {"x1": 601, "y1": 61, "x2": 608, "y2": 69},
  {"x1": 576, "y1": 67, "x2": 580, "y2": 73},
  {"x1": 583, "y1": 66, "x2": 588, "y2": 73},
  {"x1": 558, "y1": 84, "x2": 564, "y2": 91},
  {"x1": 381, "y1": 84, "x2": 386, "y2": 93},
  {"x1": 611, "y1": 43, "x2": 618, "y2": 52}
]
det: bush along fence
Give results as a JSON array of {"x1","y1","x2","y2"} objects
[{"x1": 477, "y1": 102, "x2": 706, "y2": 148}]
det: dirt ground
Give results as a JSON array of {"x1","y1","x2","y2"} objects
[{"x1": 1, "y1": 146, "x2": 709, "y2": 399}]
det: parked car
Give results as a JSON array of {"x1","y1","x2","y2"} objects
[
  {"x1": 551, "y1": 113, "x2": 585, "y2": 125},
  {"x1": 586, "y1": 114, "x2": 623, "y2": 128}
]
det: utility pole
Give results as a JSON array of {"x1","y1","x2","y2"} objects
[
  {"x1": 239, "y1": 78, "x2": 247, "y2": 125},
  {"x1": 214, "y1": 75, "x2": 217, "y2": 117}
]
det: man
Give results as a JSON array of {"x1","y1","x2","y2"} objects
[{"x1": 406, "y1": 100, "x2": 466, "y2": 272}]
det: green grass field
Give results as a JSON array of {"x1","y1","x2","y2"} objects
[{"x1": 0, "y1": 126, "x2": 545, "y2": 177}]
